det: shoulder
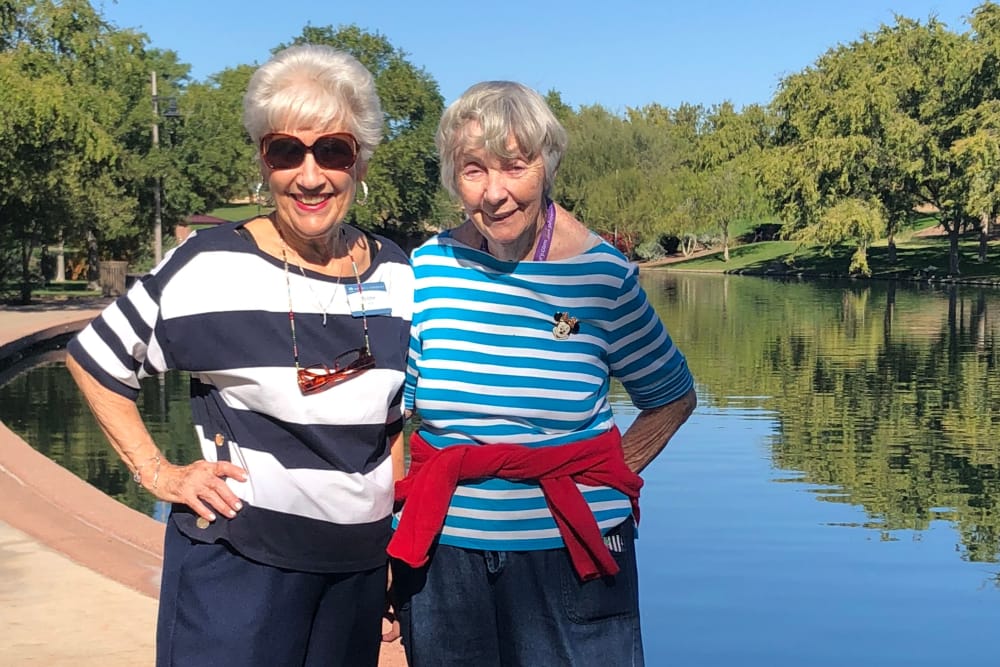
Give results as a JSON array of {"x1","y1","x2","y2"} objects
[
  {"x1": 151, "y1": 220, "x2": 256, "y2": 285},
  {"x1": 549, "y1": 205, "x2": 594, "y2": 261},
  {"x1": 179, "y1": 219, "x2": 252, "y2": 252},
  {"x1": 410, "y1": 230, "x2": 458, "y2": 263},
  {"x1": 555, "y1": 217, "x2": 636, "y2": 285},
  {"x1": 369, "y1": 232, "x2": 411, "y2": 267}
]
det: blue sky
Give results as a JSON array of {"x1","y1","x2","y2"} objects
[{"x1": 98, "y1": 0, "x2": 974, "y2": 113}]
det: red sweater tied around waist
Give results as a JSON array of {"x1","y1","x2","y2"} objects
[{"x1": 387, "y1": 427, "x2": 642, "y2": 581}]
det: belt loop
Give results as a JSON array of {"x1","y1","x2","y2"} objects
[{"x1": 484, "y1": 550, "x2": 507, "y2": 574}]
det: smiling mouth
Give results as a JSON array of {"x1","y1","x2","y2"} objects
[
  {"x1": 292, "y1": 193, "x2": 334, "y2": 206},
  {"x1": 485, "y1": 210, "x2": 516, "y2": 222}
]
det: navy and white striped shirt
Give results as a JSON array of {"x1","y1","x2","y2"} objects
[
  {"x1": 402, "y1": 231, "x2": 693, "y2": 551},
  {"x1": 69, "y1": 221, "x2": 413, "y2": 572}
]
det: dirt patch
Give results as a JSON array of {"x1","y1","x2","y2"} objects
[
  {"x1": 637, "y1": 247, "x2": 722, "y2": 268},
  {"x1": 912, "y1": 224, "x2": 947, "y2": 238}
]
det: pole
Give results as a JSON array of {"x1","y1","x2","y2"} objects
[{"x1": 151, "y1": 71, "x2": 163, "y2": 265}]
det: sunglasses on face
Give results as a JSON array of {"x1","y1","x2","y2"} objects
[
  {"x1": 296, "y1": 346, "x2": 376, "y2": 395},
  {"x1": 261, "y1": 132, "x2": 359, "y2": 171}
]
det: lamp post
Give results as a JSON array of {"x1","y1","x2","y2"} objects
[{"x1": 150, "y1": 71, "x2": 180, "y2": 265}]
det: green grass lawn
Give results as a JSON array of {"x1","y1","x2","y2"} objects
[
  {"x1": 659, "y1": 235, "x2": 1000, "y2": 284},
  {"x1": 208, "y1": 202, "x2": 271, "y2": 221},
  {"x1": 1, "y1": 279, "x2": 102, "y2": 303}
]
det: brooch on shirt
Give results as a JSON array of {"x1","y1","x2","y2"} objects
[{"x1": 553, "y1": 312, "x2": 580, "y2": 339}]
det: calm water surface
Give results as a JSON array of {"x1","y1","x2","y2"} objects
[{"x1": 2, "y1": 272, "x2": 998, "y2": 666}]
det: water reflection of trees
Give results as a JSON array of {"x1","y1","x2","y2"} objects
[
  {"x1": 645, "y1": 272, "x2": 1000, "y2": 563},
  {"x1": 0, "y1": 358, "x2": 199, "y2": 518}
]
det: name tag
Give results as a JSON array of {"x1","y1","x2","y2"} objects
[{"x1": 346, "y1": 281, "x2": 392, "y2": 316}]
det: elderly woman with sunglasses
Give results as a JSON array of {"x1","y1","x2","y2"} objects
[
  {"x1": 388, "y1": 81, "x2": 698, "y2": 667},
  {"x1": 66, "y1": 44, "x2": 412, "y2": 667}
]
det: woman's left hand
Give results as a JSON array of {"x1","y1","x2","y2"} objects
[
  {"x1": 154, "y1": 459, "x2": 248, "y2": 523},
  {"x1": 382, "y1": 562, "x2": 401, "y2": 642}
]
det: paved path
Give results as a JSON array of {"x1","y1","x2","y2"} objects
[{"x1": 0, "y1": 299, "x2": 406, "y2": 666}]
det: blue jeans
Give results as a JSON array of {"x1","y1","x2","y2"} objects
[{"x1": 394, "y1": 519, "x2": 644, "y2": 667}]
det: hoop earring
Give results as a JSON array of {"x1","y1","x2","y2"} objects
[
  {"x1": 255, "y1": 180, "x2": 274, "y2": 207},
  {"x1": 356, "y1": 180, "x2": 369, "y2": 207}
]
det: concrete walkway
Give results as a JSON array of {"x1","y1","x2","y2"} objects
[{"x1": 0, "y1": 299, "x2": 406, "y2": 666}]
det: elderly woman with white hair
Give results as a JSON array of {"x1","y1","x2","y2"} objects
[
  {"x1": 389, "y1": 80, "x2": 698, "y2": 666},
  {"x1": 66, "y1": 44, "x2": 412, "y2": 666}
]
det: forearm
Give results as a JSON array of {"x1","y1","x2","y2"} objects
[
  {"x1": 621, "y1": 388, "x2": 697, "y2": 473},
  {"x1": 389, "y1": 429, "x2": 405, "y2": 481},
  {"x1": 67, "y1": 351, "x2": 247, "y2": 521},
  {"x1": 66, "y1": 351, "x2": 165, "y2": 489}
]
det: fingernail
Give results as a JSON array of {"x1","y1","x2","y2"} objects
[
  {"x1": 234, "y1": 501, "x2": 243, "y2": 511},
  {"x1": 228, "y1": 510, "x2": 236, "y2": 518},
  {"x1": 208, "y1": 513, "x2": 217, "y2": 522}
]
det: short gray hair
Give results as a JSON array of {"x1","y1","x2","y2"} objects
[
  {"x1": 436, "y1": 81, "x2": 568, "y2": 199},
  {"x1": 243, "y1": 44, "x2": 383, "y2": 168}
]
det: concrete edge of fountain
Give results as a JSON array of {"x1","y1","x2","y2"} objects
[{"x1": 0, "y1": 307, "x2": 163, "y2": 599}]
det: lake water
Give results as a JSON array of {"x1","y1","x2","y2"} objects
[{"x1": 1, "y1": 272, "x2": 998, "y2": 665}]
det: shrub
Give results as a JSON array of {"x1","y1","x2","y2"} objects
[
  {"x1": 635, "y1": 240, "x2": 666, "y2": 262},
  {"x1": 599, "y1": 231, "x2": 635, "y2": 258}
]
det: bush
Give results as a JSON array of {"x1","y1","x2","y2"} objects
[
  {"x1": 635, "y1": 240, "x2": 666, "y2": 262},
  {"x1": 698, "y1": 234, "x2": 721, "y2": 249},
  {"x1": 599, "y1": 232, "x2": 635, "y2": 258}
]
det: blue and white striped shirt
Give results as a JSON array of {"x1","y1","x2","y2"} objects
[{"x1": 402, "y1": 231, "x2": 693, "y2": 551}]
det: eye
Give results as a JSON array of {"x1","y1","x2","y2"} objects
[
  {"x1": 502, "y1": 160, "x2": 529, "y2": 175},
  {"x1": 461, "y1": 163, "x2": 485, "y2": 179}
]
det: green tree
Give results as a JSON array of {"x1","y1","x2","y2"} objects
[
  {"x1": 698, "y1": 103, "x2": 774, "y2": 261},
  {"x1": 557, "y1": 102, "x2": 705, "y2": 251},
  {"x1": 764, "y1": 15, "x2": 967, "y2": 275},
  {"x1": 168, "y1": 65, "x2": 257, "y2": 217},
  {"x1": 956, "y1": 2, "x2": 1000, "y2": 263},
  {"x1": 0, "y1": 0, "x2": 147, "y2": 301},
  {"x1": 951, "y1": 101, "x2": 1000, "y2": 263}
]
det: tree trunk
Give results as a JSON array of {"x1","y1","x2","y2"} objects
[
  {"x1": 54, "y1": 239, "x2": 66, "y2": 283},
  {"x1": 681, "y1": 235, "x2": 696, "y2": 257},
  {"x1": 86, "y1": 229, "x2": 100, "y2": 289},
  {"x1": 947, "y1": 223, "x2": 961, "y2": 276},
  {"x1": 979, "y1": 212, "x2": 990, "y2": 263},
  {"x1": 887, "y1": 232, "x2": 897, "y2": 264},
  {"x1": 18, "y1": 239, "x2": 32, "y2": 305}
]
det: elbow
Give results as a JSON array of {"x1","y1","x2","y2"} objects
[{"x1": 683, "y1": 387, "x2": 698, "y2": 417}]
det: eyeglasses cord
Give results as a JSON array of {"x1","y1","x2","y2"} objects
[{"x1": 278, "y1": 228, "x2": 369, "y2": 376}]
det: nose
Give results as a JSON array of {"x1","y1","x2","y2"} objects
[
  {"x1": 483, "y1": 169, "x2": 508, "y2": 205},
  {"x1": 296, "y1": 153, "x2": 326, "y2": 189}
]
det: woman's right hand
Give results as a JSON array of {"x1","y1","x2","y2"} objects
[{"x1": 151, "y1": 460, "x2": 248, "y2": 523}]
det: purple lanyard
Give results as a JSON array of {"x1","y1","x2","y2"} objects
[{"x1": 480, "y1": 199, "x2": 555, "y2": 261}]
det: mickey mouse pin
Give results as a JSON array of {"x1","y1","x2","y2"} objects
[{"x1": 552, "y1": 312, "x2": 580, "y2": 339}]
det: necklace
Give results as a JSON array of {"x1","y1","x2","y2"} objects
[
  {"x1": 480, "y1": 199, "x2": 556, "y2": 261},
  {"x1": 280, "y1": 228, "x2": 347, "y2": 326},
  {"x1": 279, "y1": 234, "x2": 365, "y2": 376}
]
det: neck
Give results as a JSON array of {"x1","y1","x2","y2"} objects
[
  {"x1": 270, "y1": 215, "x2": 349, "y2": 267},
  {"x1": 482, "y1": 199, "x2": 555, "y2": 262},
  {"x1": 488, "y1": 234, "x2": 535, "y2": 262}
]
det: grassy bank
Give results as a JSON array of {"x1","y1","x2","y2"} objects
[
  {"x1": 207, "y1": 202, "x2": 270, "y2": 221},
  {"x1": 650, "y1": 236, "x2": 1000, "y2": 286}
]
